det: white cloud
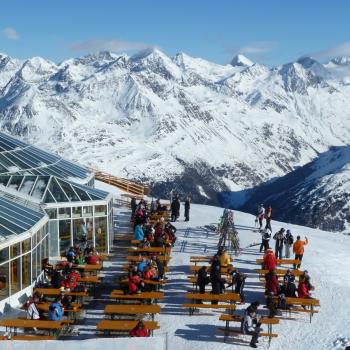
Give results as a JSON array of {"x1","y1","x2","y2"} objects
[
  {"x1": 69, "y1": 38, "x2": 153, "y2": 52},
  {"x1": 238, "y1": 42, "x2": 276, "y2": 54},
  {"x1": 312, "y1": 42, "x2": 350, "y2": 59},
  {"x1": 1, "y1": 27, "x2": 20, "y2": 40}
]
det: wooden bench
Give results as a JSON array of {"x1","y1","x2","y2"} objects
[
  {"x1": 190, "y1": 265, "x2": 233, "y2": 275},
  {"x1": 36, "y1": 302, "x2": 83, "y2": 321},
  {"x1": 256, "y1": 258, "x2": 300, "y2": 266},
  {"x1": 34, "y1": 288, "x2": 89, "y2": 303},
  {"x1": 109, "y1": 291, "x2": 164, "y2": 303},
  {"x1": 127, "y1": 247, "x2": 171, "y2": 255},
  {"x1": 96, "y1": 320, "x2": 160, "y2": 336},
  {"x1": 272, "y1": 296, "x2": 320, "y2": 322},
  {"x1": 126, "y1": 255, "x2": 171, "y2": 262},
  {"x1": 2, "y1": 335, "x2": 57, "y2": 341},
  {"x1": 183, "y1": 303, "x2": 236, "y2": 315},
  {"x1": 104, "y1": 304, "x2": 161, "y2": 321},
  {"x1": 122, "y1": 264, "x2": 170, "y2": 273},
  {"x1": 184, "y1": 292, "x2": 240, "y2": 315}
]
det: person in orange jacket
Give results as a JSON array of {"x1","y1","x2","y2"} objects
[{"x1": 293, "y1": 236, "x2": 308, "y2": 268}]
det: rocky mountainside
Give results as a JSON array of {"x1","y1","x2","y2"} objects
[{"x1": 0, "y1": 49, "x2": 350, "y2": 230}]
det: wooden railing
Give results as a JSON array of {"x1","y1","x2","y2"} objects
[{"x1": 94, "y1": 171, "x2": 150, "y2": 197}]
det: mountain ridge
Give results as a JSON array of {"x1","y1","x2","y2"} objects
[{"x1": 0, "y1": 49, "x2": 350, "y2": 231}]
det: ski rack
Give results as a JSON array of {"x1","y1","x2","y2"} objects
[{"x1": 217, "y1": 209, "x2": 240, "y2": 256}]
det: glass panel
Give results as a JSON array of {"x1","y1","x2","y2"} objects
[
  {"x1": 10, "y1": 258, "x2": 21, "y2": 295},
  {"x1": 46, "y1": 208, "x2": 57, "y2": 219},
  {"x1": 95, "y1": 216, "x2": 107, "y2": 253},
  {"x1": 72, "y1": 206, "x2": 82, "y2": 218},
  {"x1": 72, "y1": 219, "x2": 88, "y2": 245},
  {"x1": 95, "y1": 205, "x2": 107, "y2": 217},
  {"x1": 58, "y1": 180, "x2": 80, "y2": 201},
  {"x1": 59, "y1": 220, "x2": 71, "y2": 255},
  {"x1": 82, "y1": 206, "x2": 93, "y2": 216},
  {"x1": 10, "y1": 243, "x2": 21, "y2": 258},
  {"x1": 0, "y1": 263, "x2": 9, "y2": 301},
  {"x1": 50, "y1": 178, "x2": 69, "y2": 202},
  {"x1": 0, "y1": 247, "x2": 9, "y2": 261},
  {"x1": 36, "y1": 243, "x2": 41, "y2": 277},
  {"x1": 59, "y1": 207, "x2": 71, "y2": 219},
  {"x1": 19, "y1": 176, "x2": 36, "y2": 195},
  {"x1": 7, "y1": 175, "x2": 23, "y2": 190},
  {"x1": 31, "y1": 176, "x2": 50, "y2": 199},
  {"x1": 31, "y1": 247, "x2": 37, "y2": 282},
  {"x1": 72, "y1": 187, "x2": 91, "y2": 201},
  {"x1": 0, "y1": 175, "x2": 11, "y2": 186},
  {"x1": 48, "y1": 220, "x2": 59, "y2": 257},
  {"x1": 21, "y1": 253, "x2": 31, "y2": 289},
  {"x1": 21, "y1": 238, "x2": 31, "y2": 254},
  {"x1": 43, "y1": 189, "x2": 56, "y2": 203}
]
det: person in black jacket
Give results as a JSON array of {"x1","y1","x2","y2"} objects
[
  {"x1": 197, "y1": 266, "x2": 210, "y2": 294},
  {"x1": 131, "y1": 197, "x2": 137, "y2": 219},
  {"x1": 170, "y1": 196, "x2": 180, "y2": 222},
  {"x1": 210, "y1": 255, "x2": 224, "y2": 304},
  {"x1": 273, "y1": 228, "x2": 285, "y2": 259},
  {"x1": 184, "y1": 196, "x2": 190, "y2": 221}
]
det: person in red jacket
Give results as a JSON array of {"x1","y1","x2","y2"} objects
[
  {"x1": 265, "y1": 270, "x2": 279, "y2": 295},
  {"x1": 85, "y1": 252, "x2": 99, "y2": 265},
  {"x1": 128, "y1": 271, "x2": 142, "y2": 294},
  {"x1": 61, "y1": 270, "x2": 80, "y2": 290},
  {"x1": 298, "y1": 277, "x2": 311, "y2": 298},
  {"x1": 129, "y1": 321, "x2": 150, "y2": 337},
  {"x1": 263, "y1": 249, "x2": 277, "y2": 271}
]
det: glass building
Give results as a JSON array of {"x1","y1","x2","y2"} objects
[
  {"x1": 0, "y1": 191, "x2": 49, "y2": 304},
  {"x1": 0, "y1": 132, "x2": 114, "y2": 308}
]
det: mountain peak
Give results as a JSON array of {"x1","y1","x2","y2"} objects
[
  {"x1": 329, "y1": 56, "x2": 350, "y2": 66},
  {"x1": 230, "y1": 54, "x2": 254, "y2": 67}
]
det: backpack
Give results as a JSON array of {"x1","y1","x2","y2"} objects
[{"x1": 287, "y1": 234, "x2": 294, "y2": 245}]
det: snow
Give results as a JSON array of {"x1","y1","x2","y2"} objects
[{"x1": 1, "y1": 179, "x2": 350, "y2": 349}]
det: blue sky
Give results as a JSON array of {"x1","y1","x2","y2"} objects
[{"x1": 1, "y1": 0, "x2": 350, "y2": 66}]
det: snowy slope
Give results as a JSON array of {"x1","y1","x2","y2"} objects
[{"x1": 0, "y1": 50, "x2": 350, "y2": 226}]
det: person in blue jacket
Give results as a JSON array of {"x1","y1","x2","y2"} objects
[
  {"x1": 134, "y1": 223, "x2": 144, "y2": 240},
  {"x1": 48, "y1": 296, "x2": 63, "y2": 321}
]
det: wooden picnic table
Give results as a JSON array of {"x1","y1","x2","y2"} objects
[
  {"x1": 219, "y1": 314, "x2": 279, "y2": 345},
  {"x1": 36, "y1": 302, "x2": 83, "y2": 321},
  {"x1": 126, "y1": 255, "x2": 171, "y2": 262},
  {"x1": 131, "y1": 240, "x2": 172, "y2": 246},
  {"x1": 34, "y1": 288, "x2": 89, "y2": 303},
  {"x1": 104, "y1": 304, "x2": 161, "y2": 320},
  {"x1": 0, "y1": 319, "x2": 65, "y2": 336},
  {"x1": 78, "y1": 276, "x2": 101, "y2": 284},
  {"x1": 109, "y1": 291, "x2": 164, "y2": 303},
  {"x1": 97, "y1": 320, "x2": 160, "y2": 335},
  {"x1": 190, "y1": 265, "x2": 233, "y2": 275},
  {"x1": 185, "y1": 292, "x2": 240, "y2": 303},
  {"x1": 75, "y1": 264, "x2": 103, "y2": 275},
  {"x1": 257, "y1": 269, "x2": 304, "y2": 276},
  {"x1": 190, "y1": 256, "x2": 213, "y2": 265}
]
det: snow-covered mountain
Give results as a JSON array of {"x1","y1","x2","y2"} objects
[
  {"x1": 228, "y1": 146, "x2": 350, "y2": 233},
  {"x1": 0, "y1": 49, "x2": 350, "y2": 230}
]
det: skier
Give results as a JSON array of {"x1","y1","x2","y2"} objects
[
  {"x1": 256, "y1": 204, "x2": 265, "y2": 230},
  {"x1": 273, "y1": 228, "x2": 285, "y2": 259},
  {"x1": 259, "y1": 229, "x2": 271, "y2": 252},
  {"x1": 228, "y1": 269, "x2": 246, "y2": 303},
  {"x1": 263, "y1": 249, "x2": 277, "y2": 271},
  {"x1": 184, "y1": 196, "x2": 190, "y2": 221},
  {"x1": 197, "y1": 266, "x2": 210, "y2": 294},
  {"x1": 284, "y1": 229, "x2": 294, "y2": 258},
  {"x1": 264, "y1": 206, "x2": 272, "y2": 232}
]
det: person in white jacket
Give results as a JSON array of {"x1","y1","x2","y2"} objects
[
  {"x1": 242, "y1": 301, "x2": 262, "y2": 348},
  {"x1": 256, "y1": 204, "x2": 265, "y2": 230},
  {"x1": 26, "y1": 295, "x2": 40, "y2": 320}
]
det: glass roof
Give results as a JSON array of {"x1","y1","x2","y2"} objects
[
  {"x1": 0, "y1": 191, "x2": 45, "y2": 240},
  {"x1": 0, "y1": 132, "x2": 92, "y2": 182},
  {"x1": 0, "y1": 175, "x2": 109, "y2": 204}
]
